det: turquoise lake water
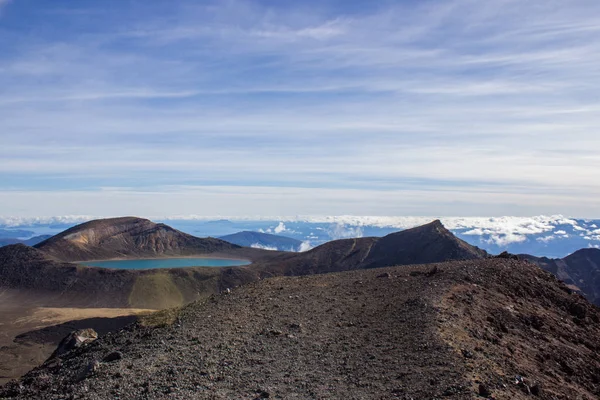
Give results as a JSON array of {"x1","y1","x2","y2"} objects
[{"x1": 79, "y1": 258, "x2": 251, "y2": 270}]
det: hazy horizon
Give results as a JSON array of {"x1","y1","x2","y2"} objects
[{"x1": 1, "y1": 214, "x2": 599, "y2": 258}]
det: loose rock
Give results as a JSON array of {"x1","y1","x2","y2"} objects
[
  {"x1": 102, "y1": 351, "x2": 123, "y2": 363},
  {"x1": 49, "y1": 329, "x2": 98, "y2": 360}
]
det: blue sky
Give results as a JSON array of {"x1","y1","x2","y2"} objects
[{"x1": 1, "y1": 0, "x2": 600, "y2": 217}]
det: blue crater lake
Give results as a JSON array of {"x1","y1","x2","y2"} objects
[{"x1": 78, "y1": 257, "x2": 251, "y2": 270}]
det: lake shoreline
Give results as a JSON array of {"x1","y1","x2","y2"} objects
[
  {"x1": 74, "y1": 254, "x2": 251, "y2": 263},
  {"x1": 76, "y1": 256, "x2": 251, "y2": 270}
]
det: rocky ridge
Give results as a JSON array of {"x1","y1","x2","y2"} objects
[{"x1": 2, "y1": 259, "x2": 599, "y2": 399}]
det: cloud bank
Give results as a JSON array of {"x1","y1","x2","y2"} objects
[{"x1": 3, "y1": 214, "x2": 599, "y2": 246}]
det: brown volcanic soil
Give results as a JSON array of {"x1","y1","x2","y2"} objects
[
  {"x1": 0, "y1": 287, "x2": 155, "y2": 385},
  {"x1": 0, "y1": 310, "x2": 149, "y2": 386},
  {"x1": 3, "y1": 259, "x2": 600, "y2": 400}
]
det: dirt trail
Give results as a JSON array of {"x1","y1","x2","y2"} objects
[{"x1": 3, "y1": 259, "x2": 600, "y2": 399}]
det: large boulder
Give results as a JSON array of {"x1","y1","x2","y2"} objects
[{"x1": 48, "y1": 329, "x2": 98, "y2": 360}]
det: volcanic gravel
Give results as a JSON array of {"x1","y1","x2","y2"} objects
[{"x1": 3, "y1": 259, "x2": 600, "y2": 400}]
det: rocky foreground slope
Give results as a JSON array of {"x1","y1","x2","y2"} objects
[{"x1": 2, "y1": 259, "x2": 599, "y2": 400}]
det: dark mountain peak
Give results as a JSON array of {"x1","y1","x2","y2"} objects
[
  {"x1": 361, "y1": 220, "x2": 487, "y2": 269},
  {"x1": 0, "y1": 234, "x2": 53, "y2": 248},
  {"x1": 383, "y1": 219, "x2": 452, "y2": 240},
  {"x1": 426, "y1": 218, "x2": 444, "y2": 228},
  {"x1": 565, "y1": 247, "x2": 600, "y2": 260},
  {"x1": 379, "y1": 220, "x2": 454, "y2": 246},
  {"x1": 256, "y1": 220, "x2": 488, "y2": 276},
  {"x1": 237, "y1": 230, "x2": 262, "y2": 235},
  {"x1": 219, "y1": 231, "x2": 302, "y2": 251},
  {"x1": 413, "y1": 219, "x2": 451, "y2": 234}
]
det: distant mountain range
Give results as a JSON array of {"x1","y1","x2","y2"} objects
[
  {"x1": 0, "y1": 235, "x2": 51, "y2": 247},
  {"x1": 0, "y1": 228, "x2": 36, "y2": 239},
  {"x1": 156, "y1": 215, "x2": 600, "y2": 258},
  {"x1": 218, "y1": 231, "x2": 303, "y2": 251},
  {"x1": 3, "y1": 215, "x2": 600, "y2": 258}
]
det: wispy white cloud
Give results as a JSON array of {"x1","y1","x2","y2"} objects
[
  {"x1": 0, "y1": 213, "x2": 593, "y2": 250},
  {"x1": 251, "y1": 18, "x2": 348, "y2": 40},
  {"x1": 298, "y1": 241, "x2": 313, "y2": 252},
  {"x1": 0, "y1": 215, "x2": 95, "y2": 227},
  {"x1": 1, "y1": 0, "x2": 600, "y2": 216},
  {"x1": 0, "y1": 186, "x2": 584, "y2": 218},
  {"x1": 537, "y1": 235, "x2": 556, "y2": 244},
  {"x1": 250, "y1": 243, "x2": 278, "y2": 251},
  {"x1": 326, "y1": 223, "x2": 363, "y2": 240},
  {"x1": 0, "y1": 90, "x2": 200, "y2": 105},
  {"x1": 273, "y1": 222, "x2": 287, "y2": 234}
]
